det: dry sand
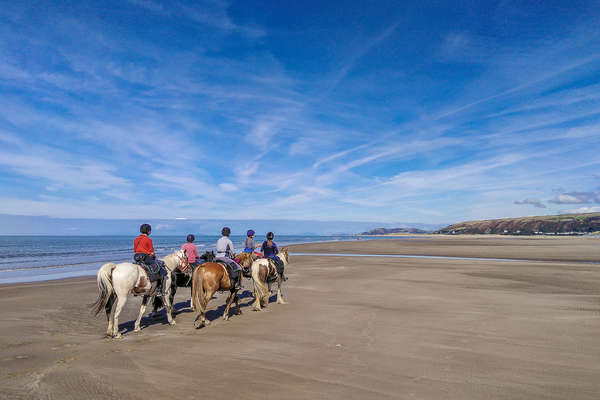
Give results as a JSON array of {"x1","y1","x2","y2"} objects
[{"x1": 1, "y1": 236, "x2": 599, "y2": 399}]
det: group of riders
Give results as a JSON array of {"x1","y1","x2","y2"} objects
[{"x1": 133, "y1": 224, "x2": 287, "y2": 295}]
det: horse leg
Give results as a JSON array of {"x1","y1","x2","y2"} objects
[
  {"x1": 234, "y1": 291, "x2": 242, "y2": 315},
  {"x1": 202, "y1": 289, "x2": 215, "y2": 325},
  {"x1": 223, "y1": 290, "x2": 235, "y2": 321},
  {"x1": 105, "y1": 294, "x2": 115, "y2": 337},
  {"x1": 276, "y1": 279, "x2": 287, "y2": 304},
  {"x1": 253, "y1": 295, "x2": 262, "y2": 311},
  {"x1": 111, "y1": 294, "x2": 128, "y2": 339},
  {"x1": 193, "y1": 288, "x2": 213, "y2": 328},
  {"x1": 169, "y1": 282, "x2": 177, "y2": 318},
  {"x1": 162, "y1": 292, "x2": 176, "y2": 326},
  {"x1": 134, "y1": 296, "x2": 149, "y2": 332}
]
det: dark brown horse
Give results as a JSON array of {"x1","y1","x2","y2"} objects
[
  {"x1": 191, "y1": 261, "x2": 242, "y2": 327},
  {"x1": 152, "y1": 250, "x2": 215, "y2": 317}
]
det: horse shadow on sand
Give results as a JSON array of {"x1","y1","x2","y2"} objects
[{"x1": 117, "y1": 288, "x2": 278, "y2": 334}]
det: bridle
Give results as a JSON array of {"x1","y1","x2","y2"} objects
[{"x1": 175, "y1": 251, "x2": 190, "y2": 273}]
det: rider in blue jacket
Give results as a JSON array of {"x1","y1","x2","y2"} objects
[{"x1": 261, "y1": 232, "x2": 287, "y2": 281}]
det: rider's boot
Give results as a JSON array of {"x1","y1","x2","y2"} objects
[{"x1": 234, "y1": 273, "x2": 242, "y2": 290}]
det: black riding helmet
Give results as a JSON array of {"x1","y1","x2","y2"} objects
[
  {"x1": 187, "y1": 234, "x2": 195, "y2": 243},
  {"x1": 221, "y1": 227, "x2": 231, "y2": 236},
  {"x1": 140, "y1": 224, "x2": 151, "y2": 234},
  {"x1": 266, "y1": 231, "x2": 274, "y2": 240}
]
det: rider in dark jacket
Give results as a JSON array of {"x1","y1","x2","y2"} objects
[{"x1": 261, "y1": 232, "x2": 287, "y2": 281}]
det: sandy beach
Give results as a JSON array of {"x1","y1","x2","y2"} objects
[{"x1": 1, "y1": 236, "x2": 600, "y2": 399}]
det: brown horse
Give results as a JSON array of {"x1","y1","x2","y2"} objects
[
  {"x1": 191, "y1": 261, "x2": 242, "y2": 328},
  {"x1": 251, "y1": 247, "x2": 289, "y2": 311}
]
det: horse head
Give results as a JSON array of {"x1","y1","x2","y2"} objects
[
  {"x1": 200, "y1": 250, "x2": 215, "y2": 262},
  {"x1": 164, "y1": 249, "x2": 189, "y2": 272},
  {"x1": 236, "y1": 252, "x2": 255, "y2": 268}
]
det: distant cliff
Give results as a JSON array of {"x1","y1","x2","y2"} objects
[
  {"x1": 361, "y1": 227, "x2": 429, "y2": 235},
  {"x1": 435, "y1": 213, "x2": 600, "y2": 235}
]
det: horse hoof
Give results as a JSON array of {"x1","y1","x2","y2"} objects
[
  {"x1": 113, "y1": 333, "x2": 123, "y2": 339},
  {"x1": 169, "y1": 321, "x2": 176, "y2": 326},
  {"x1": 134, "y1": 327, "x2": 141, "y2": 333}
]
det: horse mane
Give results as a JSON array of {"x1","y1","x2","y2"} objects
[
  {"x1": 236, "y1": 252, "x2": 255, "y2": 267},
  {"x1": 278, "y1": 246, "x2": 289, "y2": 265},
  {"x1": 162, "y1": 250, "x2": 186, "y2": 271}
]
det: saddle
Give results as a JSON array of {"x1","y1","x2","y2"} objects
[
  {"x1": 133, "y1": 254, "x2": 164, "y2": 283},
  {"x1": 216, "y1": 260, "x2": 239, "y2": 287}
]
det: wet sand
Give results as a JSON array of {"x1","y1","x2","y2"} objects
[{"x1": 1, "y1": 236, "x2": 600, "y2": 399}]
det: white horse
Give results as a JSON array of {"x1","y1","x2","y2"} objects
[
  {"x1": 250, "y1": 248, "x2": 289, "y2": 311},
  {"x1": 90, "y1": 250, "x2": 189, "y2": 338}
]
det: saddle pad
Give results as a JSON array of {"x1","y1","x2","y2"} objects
[{"x1": 138, "y1": 265, "x2": 161, "y2": 283}]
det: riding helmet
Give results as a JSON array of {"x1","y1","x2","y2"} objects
[
  {"x1": 140, "y1": 223, "x2": 151, "y2": 234},
  {"x1": 266, "y1": 231, "x2": 274, "y2": 240},
  {"x1": 247, "y1": 229, "x2": 255, "y2": 237},
  {"x1": 221, "y1": 227, "x2": 231, "y2": 236},
  {"x1": 187, "y1": 234, "x2": 195, "y2": 243}
]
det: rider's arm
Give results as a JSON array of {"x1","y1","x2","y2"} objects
[{"x1": 148, "y1": 238, "x2": 155, "y2": 257}]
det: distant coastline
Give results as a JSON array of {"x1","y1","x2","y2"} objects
[{"x1": 435, "y1": 212, "x2": 600, "y2": 235}]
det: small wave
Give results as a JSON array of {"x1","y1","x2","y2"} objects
[{"x1": 0, "y1": 258, "x2": 131, "y2": 272}]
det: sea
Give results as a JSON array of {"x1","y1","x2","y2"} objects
[{"x1": 0, "y1": 235, "x2": 395, "y2": 284}]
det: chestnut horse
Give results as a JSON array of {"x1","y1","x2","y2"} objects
[
  {"x1": 90, "y1": 250, "x2": 189, "y2": 338},
  {"x1": 191, "y1": 261, "x2": 242, "y2": 328},
  {"x1": 251, "y1": 247, "x2": 289, "y2": 311},
  {"x1": 235, "y1": 251, "x2": 259, "y2": 277}
]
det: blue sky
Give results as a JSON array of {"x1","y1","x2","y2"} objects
[{"x1": 1, "y1": 0, "x2": 599, "y2": 226}]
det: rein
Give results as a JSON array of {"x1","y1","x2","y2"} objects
[{"x1": 175, "y1": 252, "x2": 190, "y2": 273}]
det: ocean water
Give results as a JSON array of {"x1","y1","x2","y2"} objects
[{"x1": 0, "y1": 235, "x2": 394, "y2": 284}]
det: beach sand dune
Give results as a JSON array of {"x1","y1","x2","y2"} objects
[{"x1": 1, "y1": 237, "x2": 599, "y2": 399}]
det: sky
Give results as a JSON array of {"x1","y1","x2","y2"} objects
[{"x1": 1, "y1": 0, "x2": 600, "y2": 229}]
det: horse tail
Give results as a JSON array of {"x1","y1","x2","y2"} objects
[
  {"x1": 90, "y1": 262, "x2": 116, "y2": 316},
  {"x1": 252, "y1": 261, "x2": 269, "y2": 305},
  {"x1": 192, "y1": 267, "x2": 206, "y2": 312}
]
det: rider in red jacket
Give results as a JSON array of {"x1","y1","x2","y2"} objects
[{"x1": 133, "y1": 224, "x2": 167, "y2": 296}]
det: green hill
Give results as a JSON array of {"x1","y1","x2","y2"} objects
[{"x1": 435, "y1": 213, "x2": 600, "y2": 235}]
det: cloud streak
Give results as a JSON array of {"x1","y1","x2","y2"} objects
[{"x1": 514, "y1": 198, "x2": 546, "y2": 208}]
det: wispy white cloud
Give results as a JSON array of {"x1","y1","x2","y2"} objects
[
  {"x1": 549, "y1": 192, "x2": 600, "y2": 204},
  {"x1": 0, "y1": 150, "x2": 130, "y2": 192}
]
